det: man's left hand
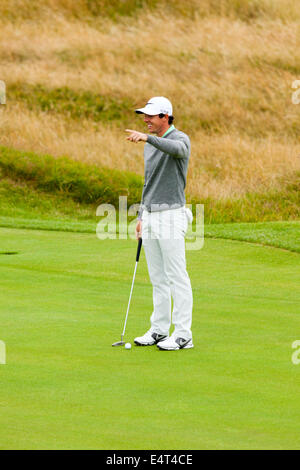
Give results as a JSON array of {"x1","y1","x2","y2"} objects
[{"x1": 125, "y1": 129, "x2": 148, "y2": 143}]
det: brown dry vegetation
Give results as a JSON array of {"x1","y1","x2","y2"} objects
[{"x1": 0, "y1": 0, "x2": 300, "y2": 202}]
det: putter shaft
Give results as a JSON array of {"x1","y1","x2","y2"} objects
[{"x1": 112, "y1": 238, "x2": 142, "y2": 346}]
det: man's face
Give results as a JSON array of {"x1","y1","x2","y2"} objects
[{"x1": 143, "y1": 114, "x2": 167, "y2": 134}]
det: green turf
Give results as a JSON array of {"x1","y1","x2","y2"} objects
[
  {"x1": 0, "y1": 227, "x2": 299, "y2": 449},
  {"x1": 205, "y1": 221, "x2": 300, "y2": 254},
  {"x1": 0, "y1": 208, "x2": 299, "y2": 254}
]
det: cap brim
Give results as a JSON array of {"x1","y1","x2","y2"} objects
[{"x1": 135, "y1": 107, "x2": 159, "y2": 115}]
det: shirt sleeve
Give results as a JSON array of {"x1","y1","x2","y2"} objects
[
  {"x1": 137, "y1": 205, "x2": 143, "y2": 220},
  {"x1": 146, "y1": 134, "x2": 190, "y2": 159},
  {"x1": 137, "y1": 183, "x2": 146, "y2": 220}
]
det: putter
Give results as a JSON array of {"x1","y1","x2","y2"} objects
[{"x1": 112, "y1": 237, "x2": 143, "y2": 346}]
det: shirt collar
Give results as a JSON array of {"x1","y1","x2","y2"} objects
[{"x1": 161, "y1": 124, "x2": 175, "y2": 138}]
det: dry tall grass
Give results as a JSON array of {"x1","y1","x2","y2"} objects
[
  {"x1": 1, "y1": 0, "x2": 300, "y2": 22},
  {"x1": 1, "y1": 103, "x2": 299, "y2": 199},
  {"x1": 0, "y1": 1, "x2": 300, "y2": 201}
]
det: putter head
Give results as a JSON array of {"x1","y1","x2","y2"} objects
[{"x1": 112, "y1": 341, "x2": 125, "y2": 347}]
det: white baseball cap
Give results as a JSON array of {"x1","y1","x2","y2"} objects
[{"x1": 135, "y1": 96, "x2": 173, "y2": 116}]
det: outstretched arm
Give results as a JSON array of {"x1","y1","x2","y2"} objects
[
  {"x1": 146, "y1": 134, "x2": 189, "y2": 159},
  {"x1": 125, "y1": 129, "x2": 148, "y2": 143},
  {"x1": 125, "y1": 129, "x2": 189, "y2": 158}
]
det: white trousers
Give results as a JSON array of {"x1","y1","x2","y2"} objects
[{"x1": 142, "y1": 207, "x2": 193, "y2": 340}]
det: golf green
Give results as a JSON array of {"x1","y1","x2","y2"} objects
[{"x1": 0, "y1": 227, "x2": 299, "y2": 449}]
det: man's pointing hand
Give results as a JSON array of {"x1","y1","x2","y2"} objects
[{"x1": 125, "y1": 129, "x2": 148, "y2": 143}]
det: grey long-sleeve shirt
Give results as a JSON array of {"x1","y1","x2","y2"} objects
[{"x1": 138, "y1": 127, "x2": 191, "y2": 219}]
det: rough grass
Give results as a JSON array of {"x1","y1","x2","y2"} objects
[
  {"x1": 0, "y1": 146, "x2": 142, "y2": 206},
  {"x1": 0, "y1": 1, "x2": 300, "y2": 215},
  {"x1": 196, "y1": 175, "x2": 300, "y2": 223},
  {"x1": 0, "y1": 177, "x2": 95, "y2": 222},
  {"x1": 9, "y1": 83, "x2": 134, "y2": 124},
  {"x1": 1, "y1": 0, "x2": 300, "y2": 22},
  {"x1": 0, "y1": 146, "x2": 299, "y2": 224},
  {"x1": 1, "y1": 104, "x2": 299, "y2": 202}
]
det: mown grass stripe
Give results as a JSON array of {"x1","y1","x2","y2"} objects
[{"x1": 0, "y1": 216, "x2": 299, "y2": 254}]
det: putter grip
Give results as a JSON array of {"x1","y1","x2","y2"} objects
[{"x1": 136, "y1": 237, "x2": 142, "y2": 262}]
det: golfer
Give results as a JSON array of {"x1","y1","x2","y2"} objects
[{"x1": 125, "y1": 96, "x2": 193, "y2": 351}]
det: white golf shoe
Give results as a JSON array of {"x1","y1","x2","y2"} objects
[
  {"x1": 134, "y1": 330, "x2": 168, "y2": 346},
  {"x1": 157, "y1": 335, "x2": 194, "y2": 350}
]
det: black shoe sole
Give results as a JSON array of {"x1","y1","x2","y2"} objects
[
  {"x1": 134, "y1": 335, "x2": 167, "y2": 347},
  {"x1": 134, "y1": 341, "x2": 156, "y2": 346}
]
